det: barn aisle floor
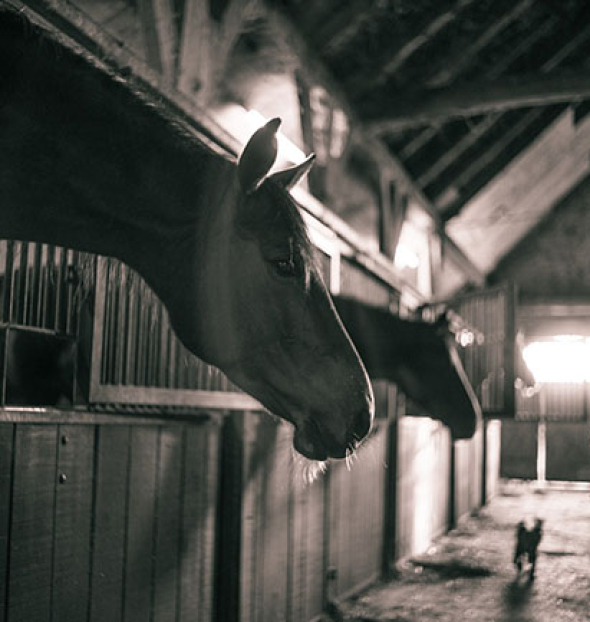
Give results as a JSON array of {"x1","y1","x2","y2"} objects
[{"x1": 333, "y1": 481, "x2": 590, "y2": 622}]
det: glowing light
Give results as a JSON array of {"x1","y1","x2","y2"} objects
[
  {"x1": 394, "y1": 244, "x2": 420, "y2": 270},
  {"x1": 523, "y1": 336, "x2": 590, "y2": 383}
]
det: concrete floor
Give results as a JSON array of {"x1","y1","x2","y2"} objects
[{"x1": 333, "y1": 481, "x2": 590, "y2": 622}]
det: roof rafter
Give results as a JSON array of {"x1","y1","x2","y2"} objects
[
  {"x1": 369, "y1": 72, "x2": 590, "y2": 134},
  {"x1": 427, "y1": 0, "x2": 535, "y2": 88},
  {"x1": 316, "y1": 0, "x2": 372, "y2": 55},
  {"x1": 357, "y1": 0, "x2": 478, "y2": 94},
  {"x1": 395, "y1": 13, "x2": 558, "y2": 160},
  {"x1": 440, "y1": 108, "x2": 547, "y2": 221},
  {"x1": 138, "y1": 0, "x2": 178, "y2": 87}
]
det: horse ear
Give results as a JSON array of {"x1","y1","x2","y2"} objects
[
  {"x1": 238, "y1": 118, "x2": 281, "y2": 194},
  {"x1": 269, "y1": 154, "x2": 315, "y2": 191}
]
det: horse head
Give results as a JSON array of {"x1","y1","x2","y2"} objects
[
  {"x1": 332, "y1": 296, "x2": 480, "y2": 439},
  {"x1": 179, "y1": 120, "x2": 374, "y2": 461},
  {"x1": 0, "y1": 8, "x2": 373, "y2": 462}
]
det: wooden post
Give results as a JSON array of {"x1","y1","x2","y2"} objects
[
  {"x1": 381, "y1": 384, "x2": 399, "y2": 577},
  {"x1": 215, "y1": 413, "x2": 243, "y2": 622}
]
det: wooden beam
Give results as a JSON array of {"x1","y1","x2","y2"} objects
[
  {"x1": 360, "y1": 0, "x2": 478, "y2": 92},
  {"x1": 178, "y1": 0, "x2": 213, "y2": 100},
  {"x1": 178, "y1": 0, "x2": 260, "y2": 105},
  {"x1": 396, "y1": 13, "x2": 559, "y2": 160},
  {"x1": 378, "y1": 175, "x2": 394, "y2": 259},
  {"x1": 440, "y1": 108, "x2": 546, "y2": 221},
  {"x1": 316, "y1": 0, "x2": 373, "y2": 55},
  {"x1": 416, "y1": 114, "x2": 502, "y2": 188},
  {"x1": 369, "y1": 72, "x2": 590, "y2": 134},
  {"x1": 137, "y1": 0, "x2": 177, "y2": 87},
  {"x1": 427, "y1": 0, "x2": 535, "y2": 88},
  {"x1": 216, "y1": 0, "x2": 260, "y2": 87}
]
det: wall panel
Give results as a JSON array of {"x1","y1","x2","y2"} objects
[
  {"x1": 396, "y1": 418, "x2": 451, "y2": 560},
  {"x1": 52, "y1": 425, "x2": 94, "y2": 622},
  {"x1": 8, "y1": 426, "x2": 57, "y2": 622},
  {"x1": 0, "y1": 425, "x2": 13, "y2": 622},
  {"x1": 90, "y1": 426, "x2": 131, "y2": 622}
]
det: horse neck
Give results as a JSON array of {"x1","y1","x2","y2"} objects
[
  {"x1": 334, "y1": 300, "x2": 404, "y2": 379},
  {"x1": 0, "y1": 10, "x2": 238, "y2": 346}
]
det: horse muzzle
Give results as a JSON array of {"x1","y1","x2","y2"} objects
[{"x1": 293, "y1": 405, "x2": 374, "y2": 461}]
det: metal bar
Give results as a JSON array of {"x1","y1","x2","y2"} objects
[
  {"x1": 32, "y1": 243, "x2": 43, "y2": 327},
  {"x1": 2, "y1": 242, "x2": 14, "y2": 324},
  {"x1": 114, "y1": 264, "x2": 127, "y2": 385},
  {"x1": 89, "y1": 257, "x2": 107, "y2": 403}
]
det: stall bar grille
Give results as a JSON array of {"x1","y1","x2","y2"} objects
[
  {"x1": 0, "y1": 239, "x2": 87, "y2": 335},
  {"x1": 89, "y1": 256, "x2": 259, "y2": 410}
]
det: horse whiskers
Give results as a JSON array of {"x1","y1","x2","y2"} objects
[
  {"x1": 290, "y1": 448, "x2": 327, "y2": 485},
  {"x1": 345, "y1": 447, "x2": 357, "y2": 471}
]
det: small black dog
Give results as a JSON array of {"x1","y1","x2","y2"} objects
[{"x1": 514, "y1": 518, "x2": 543, "y2": 580}]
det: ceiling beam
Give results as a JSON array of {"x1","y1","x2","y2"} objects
[
  {"x1": 427, "y1": 0, "x2": 535, "y2": 88},
  {"x1": 395, "y1": 14, "x2": 559, "y2": 161},
  {"x1": 439, "y1": 108, "x2": 547, "y2": 221},
  {"x1": 369, "y1": 72, "x2": 590, "y2": 134},
  {"x1": 416, "y1": 114, "x2": 502, "y2": 189},
  {"x1": 178, "y1": 0, "x2": 260, "y2": 105},
  {"x1": 357, "y1": 0, "x2": 478, "y2": 94},
  {"x1": 137, "y1": 0, "x2": 177, "y2": 87},
  {"x1": 315, "y1": 0, "x2": 371, "y2": 55}
]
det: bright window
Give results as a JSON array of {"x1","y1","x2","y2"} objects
[{"x1": 523, "y1": 335, "x2": 590, "y2": 383}]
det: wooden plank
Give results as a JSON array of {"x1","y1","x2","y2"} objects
[
  {"x1": 240, "y1": 413, "x2": 262, "y2": 622},
  {"x1": 178, "y1": 0, "x2": 213, "y2": 102},
  {"x1": 259, "y1": 421, "x2": 290, "y2": 622},
  {"x1": 428, "y1": 0, "x2": 535, "y2": 88},
  {"x1": 52, "y1": 425, "x2": 95, "y2": 622},
  {"x1": 153, "y1": 427, "x2": 183, "y2": 622},
  {"x1": 290, "y1": 473, "x2": 325, "y2": 622},
  {"x1": 215, "y1": 414, "x2": 244, "y2": 622},
  {"x1": 90, "y1": 426, "x2": 131, "y2": 622},
  {"x1": 179, "y1": 423, "x2": 220, "y2": 622},
  {"x1": 368, "y1": 72, "x2": 590, "y2": 132},
  {"x1": 365, "y1": 0, "x2": 478, "y2": 91},
  {"x1": 0, "y1": 408, "x2": 212, "y2": 426},
  {"x1": 137, "y1": 0, "x2": 178, "y2": 86},
  {"x1": 123, "y1": 427, "x2": 159, "y2": 622},
  {"x1": 7, "y1": 425, "x2": 57, "y2": 622},
  {"x1": 0, "y1": 425, "x2": 14, "y2": 622}
]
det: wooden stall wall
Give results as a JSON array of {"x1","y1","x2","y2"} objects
[
  {"x1": 0, "y1": 416, "x2": 220, "y2": 622},
  {"x1": 500, "y1": 420, "x2": 538, "y2": 479},
  {"x1": 453, "y1": 423, "x2": 483, "y2": 525},
  {"x1": 395, "y1": 414, "x2": 451, "y2": 561},
  {"x1": 327, "y1": 422, "x2": 388, "y2": 601},
  {"x1": 545, "y1": 421, "x2": 590, "y2": 482},
  {"x1": 484, "y1": 419, "x2": 502, "y2": 503},
  {"x1": 230, "y1": 405, "x2": 390, "y2": 622}
]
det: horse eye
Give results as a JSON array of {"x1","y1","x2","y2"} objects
[{"x1": 272, "y1": 258, "x2": 297, "y2": 277}]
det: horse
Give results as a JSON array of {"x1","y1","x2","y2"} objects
[
  {"x1": 0, "y1": 8, "x2": 373, "y2": 461},
  {"x1": 332, "y1": 296, "x2": 482, "y2": 439}
]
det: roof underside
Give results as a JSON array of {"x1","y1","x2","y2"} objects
[
  {"x1": 17, "y1": 0, "x2": 590, "y2": 285},
  {"x1": 278, "y1": 0, "x2": 590, "y2": 274}
]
